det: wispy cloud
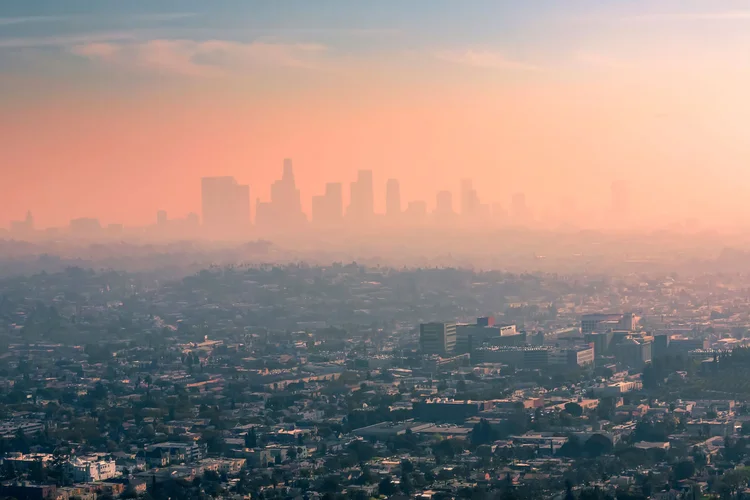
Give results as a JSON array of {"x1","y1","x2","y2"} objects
[
  {"x1": 0, "y1": 15, "x2": 72, "y2": 26},
  {"x1": 436, "y1": 49, "x2": 540, "y2": 71},
  {"x1": 70, "y1": 39, "x2": 328, "y2": 77},
  {"x1": 132, "y1": 12, "x2": 199, "y2": 22},
  {"x1": 0, "y1": 32, "x2": 138, "y2": 49}
]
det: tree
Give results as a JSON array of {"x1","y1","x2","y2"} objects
[
  {"x1": 378, "y1": 477, "x2": 397, "y2": 496},
  {"x1": 400, "y1": 473, "x2": 414, "y2": 494},
  {"x1": 348, "y1": 440, "x2": 375, "y2": 462},
  {"x1": 400, "y1": 459, "x2": 414, "y2": 474},
  {"x1": 564, "y1": 402, "x2": 583, "y2": 418},
  {"x1": 471, "y1": 418, "x2": 497, "y2": 446},
  {"x1": 244, "y1": 427, "x2": 257, "y2": 448},
  {"x1": 673, "y1": 460, "x2": 695, "y2": 481},
  {"x1": 558, "y1": 435, "x2": 582, "y2": 458},
  {"x1": 584, "y1": 434, "x2": 613, "y2": 458}
]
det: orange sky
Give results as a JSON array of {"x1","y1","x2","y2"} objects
[{"x1": 4, "y1": 1, "x2": 750, "y2": 230}]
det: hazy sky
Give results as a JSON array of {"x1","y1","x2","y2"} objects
[{"x1": 3, "y1": 0, "x2": 750, "y2": 229}]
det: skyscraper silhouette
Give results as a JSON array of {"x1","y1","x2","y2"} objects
[
  {"x1": 460, "y1": 179, "x2": 479, "y2": 217},
  {"x1": 385, "y1": 179, "x2": 401, "y2": 218},
  {"x1": 511, "y1": 192, "x2": 531, "y2": 226},
  {"x1": 157, "y1": 210, "x2": 168, "y2": 226},
  {"x1": 348, "y1": 170, "x2": 374, "y2": 222},
  {"x1": 201, "y1": 176, "x2": 250, "y2": 236},
  {"x1": 312, "y1": 182, "x2": 343, "y2": 226},
  {"x1": 405, "y1": 200, "x2": 427, "y2": 225},
  {"x1": 257, "y1": 159, "x2": 306, "y2": 229},
  {"x1": 435, "y1": 191, "x2": 454, "y2": 217}
]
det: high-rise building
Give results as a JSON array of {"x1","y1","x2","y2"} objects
[
  {"x1": 157, "y1": 210, "x2": 168, "y2": 227},
  {"x1": 511, "y1": 192, "x2": 531, "y2": 225},
  {"x1": 201, "y1": 176, "x2": 250, "y2": 236},
  {"x1": 348, "y1": 170, "x2": 374, "y2": 222},
  {"x1": 385, "y1": 179, "x2": 401, "y2": 217},
  {"x1": 460, "y1": 179, "x2": 479, "y2": 217},
  {"x1": 404, "y1": 200, "x2": 427, "y2": 224},
  {"x1": 435, "y1": 191, "x2": 454, "y2": 217},
  {"x1": 257, "y1": 159, "x2": 306, "y2": 229},
  {"x1": 326, "y1": 182, "x2": 343, "y2": 221},
  {"x1": 312, "y1": 182, "x2": 343, "y2": 226},
  {"x1": 420, "y1": 322, "x2": 457, "y2": 355}
]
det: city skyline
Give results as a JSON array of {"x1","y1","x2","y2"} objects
[
  {"x1": 8, "y1": 157, "x2": 644, "y2": 235},
  {"x1": 6, "y1": 1, "x2": 750, "y2": 229}
]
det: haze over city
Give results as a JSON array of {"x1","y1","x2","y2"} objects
[
  {"x1": 5, "y1": 0, "x2": 750, "y2": 233},
  {"x1": 9, "y1": 4, "x2": 750, "y2": 500}
]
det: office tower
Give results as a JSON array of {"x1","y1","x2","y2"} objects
[
  {"x1": 157, "y1": 210, "x2": 168, "y2": 227},
  {"x1": 618, "y1": 337, "x2": 652, "y2": 369},
  {"x1": 460, "y1": 179, "x2": 480, "y2": 219},
  {"x1": 312, "y1": 182, "x2": 343, "y2": 226},
  {"x1": 435, "y1": 191, "x2": 454, "y2": 217},
  {"x1": 271, "y1": 159, "x2": 304, "y2": 222},
  {"x1": 257, "y1": 159, "x2": 306, "y2": 229},
  {"x1": 236, "y1": 184, "x2": 250, "y2": 225},
  {"x1": 584, "y1": 331, "x2": 613, "y2": 357},
  {"x1": 385, "y1": 178, "x2": 401, "y2": 217},
  {"x1": 405, "y1": 200, "x2": 427, "y2": 224},
  {"x1": 311, "y1": 195, "x2": 327, "y2": 225},
  {"x1": 653, "y1": 334, "x2": 670, "y2": 359},
  {"x1": 491, "y1": 202, "x2": 507, "y2": 224},
  {"x1": 186, "y1": 213, "x2": 200, "y2": 228},
  {"x1": 511, "y1": 192, "x2": 530, "y2": 225},
  {"x1": 348, "y1": 170, "x2": 374, "y2": 222},
  {"x1": 201, "y1": 176, "x2": 250, "y2": 235},
  {"x1": 420, "y1": 322, "x2": 457, "y2": 355},
  {"x1": 325, "y1": 182, "x2": 343, "y2": 221}
]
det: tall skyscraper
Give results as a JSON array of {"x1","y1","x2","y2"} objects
[
  {"x1": 312, "y1": 182, "x2": 343, "y2": 226},
  {"x1": 157, "y1": 210, "x2": 168, "y2": 227},
  {"x1": 435, "y1": 191, "x2": 454, "y2": 217},
  {"x1": 460, "y1": 179, "x2": 479, "y2": 217},
  {"x1": 201, "y1": 176, "x2": 250, "y2": 235},
  {"x1": 257, "y1": 159, "x2": 306, "y2": 229},
  {"x1": 405, "y1": 200, "x2": 427, "y2": 225},
  {"x1": 385, "y1": 178, "x2": 401, "y2": 217},
  {"x1": 511, "y1": 192, "x2": 530, "y2": 225},
  {"x1": 348, "y1": 170, "x2": 374, "y2": 222},
  {"x1": 326, "y1": 182, "x2": 343, "y2": 221}
]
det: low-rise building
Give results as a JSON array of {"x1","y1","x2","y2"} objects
[{"x1": 65, "y1": 455, "x2": 117, "y2": 483}]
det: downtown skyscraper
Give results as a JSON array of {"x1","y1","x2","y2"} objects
[
  {"x1": 385, "y1": 178, "x2": 401, "y2": 218},
  {"x1": 348, "y1": 170, "x2": 374, "y2": 223},
  {"x1": 256, "y1": 159, "x2": 306, "y2": 230},
  {"x1": 201, "y1": 176, "x2": 250, "y2": 236},
  {"x1": 312, "y1": 182, "x2": 343, "y2": 226}
]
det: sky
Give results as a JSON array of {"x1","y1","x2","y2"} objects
[{"x1": 3, "y1": 0, "x2": 750, "y2": 229}]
